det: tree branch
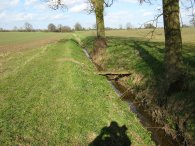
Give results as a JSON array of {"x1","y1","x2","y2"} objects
[
  {"x1": 104, "y1": 0, "x2": 114, "y2": 7},
  {"x1": 139, "y1": 13, "x2": 163, "y2": 41},
  {"x1": 44, "y1": 0, "x2": 67, "y2": 10}
]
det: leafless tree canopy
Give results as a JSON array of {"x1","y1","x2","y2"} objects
[
  {"x1": 44, "y1": 0, "x2": 67, "y2": 10},
  {"x1": 87, "y1": 0, "x2": 115, "y2": 14},
  {"x1": 104, "y1": 0, "x2": 115, "y2": 7},
  {"x1": 24, "y1": 22, "x2": 33, "y2": 32}
]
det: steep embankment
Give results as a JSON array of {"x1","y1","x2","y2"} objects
[{"x1": 82, "y1": 35, "x2": 195, "y2": 146}]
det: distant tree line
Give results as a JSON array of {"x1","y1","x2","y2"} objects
[
  {"x1": 0, "y1": 22, "x2": 92, "y2": 32},
  {"x1": 48, "y1": 23, "x2": 72, "y2": 32},
  {"x1": 47, "y1": 22, "x2": 89, "y2": 32},
  {"x1": 0, "y1": 20, "x2": 194, "y2": 32}
]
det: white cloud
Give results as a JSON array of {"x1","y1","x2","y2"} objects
[
  {"x1": 0, "y1": 10, "x2": 69, "y2": 22},
  {"x1": 14, "y1": 13, "x2": 34, "y2": 21},
  {"x1": 24, "y1": 0, "x2": 38, "y2": 6},
  {"x1": 105, "y1": 10, "x2": 134, "y2": 27},
  {"x1": 10, "y1": 0, "x2": 20, "y2": 6},
  {"x1": 0, "y1": 11, "x2": 35, "y2": 22},
  {"x1": 70, "y1": 3, "x2": 87, "y2": 13},
  {"x1": 142, "y1": 11, "x2": 152, "y2": 16},
  {"x1": 35, "y1": 3, "x2": 48, "y2": 11},
  {"x1": 48, "y1": 13, "x2": 68, "y2": 20},
  {"x1": 106, "y1": 10, "x2": 133, "y2": 20},
  {"x1": 0, "y1": 11, "x2": 6, "y2": 18},
  {"x1": 23, "y1": 0, "x2": 49, "y2": 11},
  {"x1": 0, "y1": 0, "x2": 19, "y2": 10},
  {"x1": 139, "y1": 9, "x2": 153, "y2": 16},
  {"x1": 63, "y1": 0, "x2": 85, "y2": 6},
  {"x1": 119, "y1": 0, "x2": 137, "y2": 3}
]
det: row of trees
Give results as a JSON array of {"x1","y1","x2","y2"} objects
[
  {"x1": 48, "y1": 23, "x2": 72, "y2": 32},
  {"x1": 0, "y1": 22, "x2": 86, "y2": 32},
  {"x1": 48, "y1": 22, "x2": 84, "y2": 32},
  {"x1": 1, "y1": 19, "x2": 194, "y2": 32}
]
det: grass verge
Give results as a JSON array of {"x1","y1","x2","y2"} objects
[
  {"x1": 0, "y1": 38, "x2": 154, "y2": 145},
  {"x1": 82, "y1": 35, "x2": 195, "y2": 144}
]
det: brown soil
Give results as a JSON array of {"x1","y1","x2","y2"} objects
[
  {"x1": 91, "y1": 38, "x2": 107, "y2": 66},
  {"x1": 0, "y1": 37, "x2": 60, "y2": 55}
]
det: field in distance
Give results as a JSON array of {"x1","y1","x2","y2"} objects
[
  {"x1": 0, "y1": 32, "x2": 70, "y2": 53},
  {"x1": 78, "y1": 27, "x2": 195, "y2": 44}
]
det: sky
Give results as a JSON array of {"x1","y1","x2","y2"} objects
[{"x1": 0, "y1": 0, "x2": 194, "y2": 29}]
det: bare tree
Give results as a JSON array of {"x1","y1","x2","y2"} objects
[
  {"x1": 13, "y1": 26, "x2": 18, "y2": 31},
  {"x1": 57, "y1": 24, "x2": 63, "y2": 32},
  {"x1": 48, "y1": 23, "x2": 56, "y2": 32},
  {"x1": 144, "y1": 23, "x2": 155, "y2": 29},
  {"x1": 74, "y1": 22, "x2": 83, "y2": 31},
  {"x1": 45, "y1": 0, "x2": 67, "y2": 10},
  {"x1": 119, "y1": 24, "x2": 123, "y2": 30},
  {"x1": 190, "y1": 17, "x2": 195, "y2": 26},
  {"x1": 62, "y1": 26, "x2": 72, "y2": 32},
  {"x1": 24, "y1": 22, "x2": 33, "y2": 32},
  {"x1": 126, "y1": 22, "x2": 133, "y2": 29}
]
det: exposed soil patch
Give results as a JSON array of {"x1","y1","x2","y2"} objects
[{"x1": 91, "y1": 38, "x2": 107, "y2": 66}]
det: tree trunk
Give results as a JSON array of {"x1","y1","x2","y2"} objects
[
  {"x1": 163, "y1": 0, "x2": 185, "y2": 94},
  {"x1": 93, "y1": 0, "x2": 105, "y2": 38}
]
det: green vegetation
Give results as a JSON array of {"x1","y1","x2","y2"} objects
[
  {"x1": 82, "y1": 27, "x2": 195, "y2": 142},
  {"x1": 1, "y1": 28, "x2": 194, "y2": 145},
  {"x1": 0, "y1": 35, "x2": 154, "y2": 145}
]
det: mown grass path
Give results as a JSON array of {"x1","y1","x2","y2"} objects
[{"x1": 0, "y1": 39, "x2": 154, "y2": 145}]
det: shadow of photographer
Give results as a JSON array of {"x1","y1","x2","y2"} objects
[{"x1": 89, "y1": 121, "x2": 131, "y2": 146}]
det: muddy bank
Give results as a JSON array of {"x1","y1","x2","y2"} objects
[
  {"x1": 83, "y1": 47, "x2": 186, "y2": 146},
  {"x1": 110, "y1": 80, "x2": 180, "y2": 146}
]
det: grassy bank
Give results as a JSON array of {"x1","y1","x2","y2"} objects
[
  {"x1": 0, "y1": 37, "x2": 154, "y2": 145},
  {"x1": 81, "y1": 28, "x2": 195, "y2": 144}
]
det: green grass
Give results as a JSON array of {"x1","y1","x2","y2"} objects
[
  {"x1": 81, "y1": 28, "x2": 195, "y2": 88},
  {"x1": 0, "y1": 37, "x2": 154, "y2": 145},
  {"x1": 0, "y1": 32, "x2": 67, "y2": 45},
  {"x1": 82, "y1": 28, "x2": 195, "y2": 140},
  {"x1": 77, "y1": 27, "x2": 195, "y2": 44}
]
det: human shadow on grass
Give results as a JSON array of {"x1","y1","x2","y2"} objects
[{"x1": 89, "y1": 121, "x2": 131, "y2": 146}]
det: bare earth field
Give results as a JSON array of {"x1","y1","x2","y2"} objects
[{"x1": 0, "y1": 32, "x2": 69, "y2": 54}]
